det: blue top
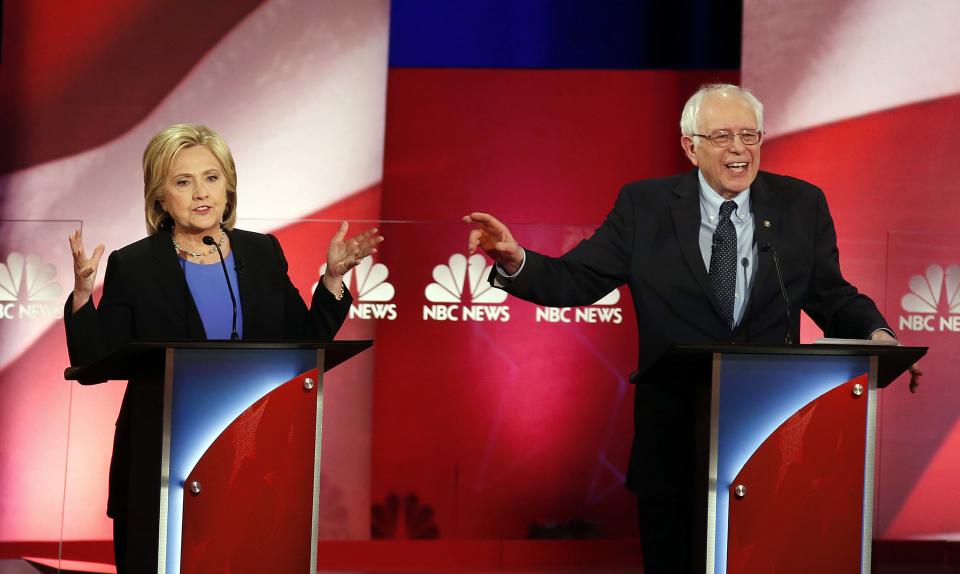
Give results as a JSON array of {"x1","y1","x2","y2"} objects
[{"x1": 181, "y1": 251, "x2": 243, "y2": 339}]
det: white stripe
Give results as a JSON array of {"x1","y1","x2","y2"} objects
[{"x1": 743, "y1": 0, "x2": 960, "y2": 137}]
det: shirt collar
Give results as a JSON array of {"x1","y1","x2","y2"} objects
[{"x1": 698, "y1": 169, "x2": 751, "y2": 222}]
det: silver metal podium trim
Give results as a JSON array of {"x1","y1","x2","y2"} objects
[
  {"x1": 861, "y1": 356, "x2": 879, "y2": 574},
  {"x1": 705, "y1": 353, "x2": 722, "y2": 574},
  {"x1": 309, "y1": 349, "x2": 325, "y2": 574},
  {"x1": 157, "y1": 349, "x2": 175, "y2": 574}
]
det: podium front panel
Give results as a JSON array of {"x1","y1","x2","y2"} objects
[
  {"x1": 159, "y1": 348, "x2": 322, "y2": 574},
  {"x1": 708, "y1": 353, "x2": 874, "y2": 574}
]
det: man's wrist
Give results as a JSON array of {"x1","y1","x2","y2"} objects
[
  {"x1": 495, "y1": 248, "x2": 526, "y2": 279},
  {"x1": 869, "y1": 328, "x2": 897, "y2": 341}
]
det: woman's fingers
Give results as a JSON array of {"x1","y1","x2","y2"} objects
[{"x1": 90, "y1": 244, "x2": 105, "y2": 268}]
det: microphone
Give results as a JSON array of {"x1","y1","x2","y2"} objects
[
  {"x1": 203, "y1": 235, "x2": 239, "y2": 341},
  {"x1": 740, "y1": 257, "x2": 749, "y2": 297},
  {"x1": 760, "y1": 242, "x2": 791, "y2": 344}
]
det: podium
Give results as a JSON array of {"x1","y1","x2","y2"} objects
[
  {"x1": 65, "y1": 340, "x2": 371, "y2": 574},
  {"x1": 659, "y1": 343, "x2": 925, "y2": 574}
]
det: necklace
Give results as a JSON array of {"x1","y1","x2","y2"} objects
[{"x1": 172, "y1": 229, "x2": 225, "y2": 259}]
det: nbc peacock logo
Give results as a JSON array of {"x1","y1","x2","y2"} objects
[
  {"x1": 0, "y1": 252, "x2": 64, "y2": 320},
  {"x1": 315, "y1": 257, "x2": 397, "y2": 320},
  {"x1": 422, "y1": 253, "x2": 510, "y2": 322},
  {"x1": 898, "y1": 264, "x2": 960, "y2": 332}
]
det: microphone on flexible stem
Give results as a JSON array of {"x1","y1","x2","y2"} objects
[
  {"x1": 760, "y1": 242, "x2": 791, "y2": 344},
  {"x1": 203, "y1": 235, "x2": 239, "y2": 341},
  {"x1": 738, "y1": 257, "x2": 750, "y2": 339}
]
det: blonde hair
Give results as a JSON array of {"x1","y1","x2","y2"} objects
[{"x1": 143, "y1": 124, "x2": 238, "y2": 235}]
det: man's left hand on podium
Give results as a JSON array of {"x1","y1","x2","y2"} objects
[{"x1": 870, "y1": 329, "x2": 922, "y2": 393}]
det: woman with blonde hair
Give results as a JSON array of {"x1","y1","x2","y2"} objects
[{"x1": 65, "y1": 123, "x2": 381, "y2": 572}]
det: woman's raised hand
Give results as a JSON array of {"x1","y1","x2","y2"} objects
[
  {"x1": 68, "y1": 229, "x2": 104, "y2": 312},
  {"x1": 322, "y1": 222, "x2": 384, "y2": 296}
]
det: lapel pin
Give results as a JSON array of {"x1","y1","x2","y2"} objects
[{"x1": 763, "y1": 220, "x2": 771, "y2": 228}]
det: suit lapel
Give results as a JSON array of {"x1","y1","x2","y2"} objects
[
  {"x1": 669, "y1": 170, "x2": 728, "y2": 322},
  {"x1": 741, "y1": 172, "x2": 781, "y2": 324},
  {"x1": 227, "y1": 229, "x2": 258, "y2": 338},
  {"x1": 146, "y1": 231, "x2": 206, "y2": 338}
]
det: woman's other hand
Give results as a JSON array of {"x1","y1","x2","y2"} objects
[{"x1": 68, "y1": 229, "x2": 104, "y2": 312}]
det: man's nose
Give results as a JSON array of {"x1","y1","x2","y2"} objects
[{"x1": 729, "y1": 134, "x2": 747, "y2": 152}]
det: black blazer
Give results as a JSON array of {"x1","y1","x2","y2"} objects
[
  {"x1": 64, "y1": 228, "x2": 351, "y2": 521},
  {"x1": 493, "y1": 169, "x2": 890, "y2": 492}
]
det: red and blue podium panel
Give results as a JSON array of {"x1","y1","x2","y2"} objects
[
  {"x1": 160, "y1": 348, "x2": 322, "y2": 574},
  {"x1": 709, "y1": 353, "x2": 874, "y2": 574}
]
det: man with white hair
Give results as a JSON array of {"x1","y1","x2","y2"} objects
[{"x1": 464, "y1": 84, "x2": 911, "y2": 572}]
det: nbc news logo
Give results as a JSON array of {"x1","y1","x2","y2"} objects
[
  {"x1": 898, "y1": 264, "x2": 960, "y2": 332},
  {"x1": 315, "y1": 258, "x2": 397, "y2": 320},
  {"x1": 422, "y1": 254, "x2": 510, "y2": 322},
  {"x1": 0, "y1": 252, "x2": 64, "y2": 320},
  {"x1": 535, "y1": 288, "x2": 624, "y2": 324}
]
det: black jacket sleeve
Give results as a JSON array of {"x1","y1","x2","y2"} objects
[
  {"x1": 64, "y1": 250, "x2": 134, "y2": 369},
  {"x1": 802, "y1": 188, "x2": 891, "y2": 338},
  {"x1": 268, "y1": 233, "x2": 352, "y2": 340},
  {"x1": 489, "y1": 185, "x2": 634, "y2": 307}
]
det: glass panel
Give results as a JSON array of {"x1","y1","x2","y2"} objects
[
  {"x1": 0, "y1": 219, "x2": 81, "y2": 568},
  {"x1": 4, "y1": 216, "x2": 641, "y2": 574},
  {"x1": 876, "y1": 232, "x2": 960, "y2": 540},
  {"x1": 244, "y1": 217, "x2": 638, "y2": 540}
]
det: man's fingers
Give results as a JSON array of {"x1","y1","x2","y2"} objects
[
  {"x1": 908, "y1": 363, "x2": 922, "y2": 393},
  {"x1": 466, "y1": 213, "x2": 518, "y2": 257},
  {"x1": 467, "y1": 228, "x2": 483, "y2": 253},
  {"x1": 474, "y1": 222, "x2": 509, "y2": 244},
  {"x1": 332, "y1": 221, "x2": 349, "y2": 243},
  {"x1": 465, "y1": 212, "x2": 507, "y2": 233},
  {"x1": 464, "y1": 212, "x2": 496, "y2": 225}
]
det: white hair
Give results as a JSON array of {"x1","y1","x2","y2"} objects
[{"x1": 679, "y1": 83, "x2": 764, "y2": 137}]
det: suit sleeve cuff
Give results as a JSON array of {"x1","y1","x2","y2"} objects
[
  {"x1": 869, "y1": 327, "x2": 896, "y2": 340},
  {"x1": 493, "y1": 248, "x2": 526, "y2": 287}
]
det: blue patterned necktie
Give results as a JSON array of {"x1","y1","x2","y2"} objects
[{"x1": 709, "y1": 201, "x2": 738, "y2": 327}]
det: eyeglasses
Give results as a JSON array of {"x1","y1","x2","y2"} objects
[{"x1": 690, "y1": 129, "x2": 764, "y2": 147}]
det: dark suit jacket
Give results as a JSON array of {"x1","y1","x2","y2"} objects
[
  {"x1": 64, "y1": 227, "x2": 350, "y2": 525},
  {"x1": 494, "y1": 169, "x2": 890, "y2": 493}
]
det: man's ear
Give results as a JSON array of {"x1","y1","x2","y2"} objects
[{"x1": 681, "y1": 136, "x2": 699, "y2": 166}]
